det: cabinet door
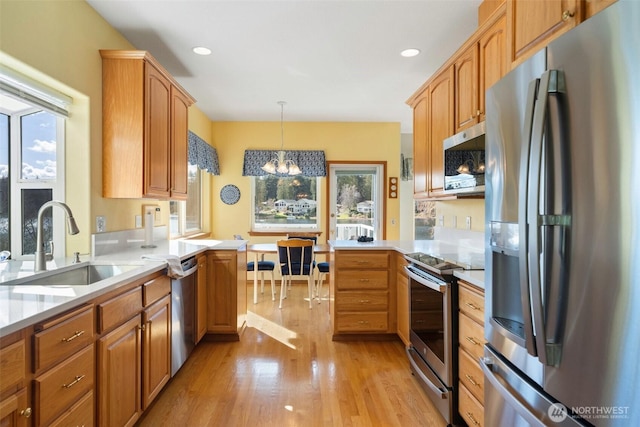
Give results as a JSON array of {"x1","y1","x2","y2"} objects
[
  {"x1": 412, "y1": 92, "x2": 429, "y2": 197},
  {"x1": 142, "y1": 295, "x2": 171, "y2": 410},
  {"x1": 0, "y1": 388, "x2": 30, "y2": 427},
  {"x1": 454, "y1": 44, "x2": 479, "y2": 133},
  {"x1": 206, "y1": 252, "x2": 238, "y2": 334},
  {"x1": 479, "y1": 14, "x2": 507, "y2": 122},
  {"x1": 144, "y1": 62, "x2": 171, "y2": 198},
  {"x1": 585, "y1": 0, "x2": 616, "y2": 18},
  {"x1": 427, "y1": 67, "x2": 454, "y2": 196},
  {"x1": 196, "y1": 255, "x2": 208, "y2": 343},
  {"x1": 170, "y1": 86, "x2": 190, "y2": 200},
  {"x1": 510, "y1": 0, "x2": 580, "y2": 65},
  {"x1": 98, "y1": 315, "x2": 142, "y2": 427},
  {"x1": 396, "y1": 270, "x2": 409, "y2": 346}
]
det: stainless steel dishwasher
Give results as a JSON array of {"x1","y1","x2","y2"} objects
[{"x1": 171, "y1": 256, "x2": 198, "y2": 377}]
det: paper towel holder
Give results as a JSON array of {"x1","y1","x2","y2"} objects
[{"x1": 141, "y1": 211, "x2": 157, "y2": 248}]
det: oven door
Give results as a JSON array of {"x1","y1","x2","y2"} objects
[{"x1": 405, "y1": 266, "x2": 453, "y2": 386}]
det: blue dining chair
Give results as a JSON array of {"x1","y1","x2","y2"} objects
[
  {"x1": 236, "y1": 234, "x2": 276, "y2": 301},
  {"x1": 277, "y1": 239, "x2": 315, "y2": 309}
]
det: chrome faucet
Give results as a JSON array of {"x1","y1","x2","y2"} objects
[{"x1": 34, "y1": 201, "x2": 80, "y2": 271}]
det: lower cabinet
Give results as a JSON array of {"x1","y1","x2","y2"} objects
[
  {"x1": 206, "y1": 250, "x2": 247, "y2": 339},
  {"x1": 142, "y1": 294, "x2": 171, "y2": 409},
  {"x1": 0, "y1": 332, "x2": 30, "y2": 427},
  {"x1": 196, "y1": 253, "x2": 208, "y2": 343},
  {"x1": 457, "y1": 279, "x2": 486, "y2": 426},
  {"x1": 0, "y1": 388, "x2": 30, "y2": 427},
  {"x1": 395, "y1": 252, "x2": 410, "y2": 346}
]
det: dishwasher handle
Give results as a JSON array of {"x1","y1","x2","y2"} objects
[{"x1": 180, "y1": 256, "x2": 198, "y2": 277}]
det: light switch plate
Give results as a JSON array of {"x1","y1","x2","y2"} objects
[{"x1": 135, "y1": 215, "x2": 142, "y2": 228}]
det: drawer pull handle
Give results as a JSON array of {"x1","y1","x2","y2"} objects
[
  {"x1": 465, "y1": 302, "x2": 480, "y2": 311},
  {"x1": 466, "y1": 336, "x2": 480, "y2": 345},
  {"x1": 358, "y1": 321, "x2": 369, "y2": 325},
  {"x1": 359, "y1": 300, "x2": 370, "y2": 304},
  {"x1": 20, "y1": 407, "x2": 32, "y2": 418},
  {"x1": 62, "y1": 374, "x2": 85, "y2": 389},
  {"x1": 359, "y1": 279, "x2": 370, "y2": 282},
  {"x1": 61, "y1": 330, "x2": 85, "y2": 342},
  {"x1": 466, "y1": 412, "x2": 480, "y2": 426},
  {"x1": 465, "y1": 374, "x2": 479, "y2": 387}
]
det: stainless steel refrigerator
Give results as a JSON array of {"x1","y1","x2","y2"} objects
[{"x1": 484, "y1": 1, "x2": 640, "y2": 425}]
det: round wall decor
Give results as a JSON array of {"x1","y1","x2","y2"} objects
[{"x1": 220, "y1": 184, "x2": 241, "y2": 205}]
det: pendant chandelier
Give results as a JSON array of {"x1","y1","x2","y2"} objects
[{"x1": 261, "y1": 101, "x2": 301, "y2": 176}]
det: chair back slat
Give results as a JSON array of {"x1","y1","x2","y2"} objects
[{"x1": 277, "y1": 239, "x2": 314, "y2": 275}]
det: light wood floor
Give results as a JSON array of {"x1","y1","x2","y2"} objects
[{"x1": 136, "y1": 282, "x2": 447, "y2": 427}]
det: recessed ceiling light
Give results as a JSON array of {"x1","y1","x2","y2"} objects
[
  {"x1": 192, "y1": 46, "x2": 212, "y2": 56},
  {"x1": 401, "y1": 48, "x2": 421, "y2": 58}
]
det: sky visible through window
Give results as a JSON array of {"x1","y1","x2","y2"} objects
[{"x1": 20, "y1": 111, "x2": 57, "y2": 180}]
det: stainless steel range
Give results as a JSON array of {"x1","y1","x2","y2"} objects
[{"x1": 403, "y1": 252, "x2": 463, "y2": 425}]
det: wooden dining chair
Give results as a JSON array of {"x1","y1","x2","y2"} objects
[{"x1": 277, "y1": 239, "x2": 315, "y2": 309}]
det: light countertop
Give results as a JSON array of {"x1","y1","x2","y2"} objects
[{"x1": 0, "y1": 239, "x2": 245, "y2": 335}]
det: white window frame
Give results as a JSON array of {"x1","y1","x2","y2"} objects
[
  {"x1": 250, "y1": 176, "x2": 321, "y2": 232},
  {"x1": 1, "y1": 101, "x2": 66, "y2": 259}
]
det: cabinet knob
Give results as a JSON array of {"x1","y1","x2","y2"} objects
[
  {"x1": 20, "y1": 407, "x2": 32, "y2": 418},
  {"x1": 562, "y1": 10, "x2": 574, "y2": 21}
]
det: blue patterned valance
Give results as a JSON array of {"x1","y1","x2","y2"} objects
[
  {"x1": 242, "y1": 150, "x2": 326, "y2": 177},
  {"x1": 188, "y1": 131, "x2": 220, "y2": 175}
]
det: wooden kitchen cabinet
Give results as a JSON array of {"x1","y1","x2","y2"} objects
[
  {"x1": 100, "y1": 50, "x2": 195, "y2": 200},
  {"x1": 478, "y1": 13, "x2": 507, "y2": 122},
  {"x1": 331, "y1": 250, "x2": 397, "y2": 337},
  {"x1": 585, "y1": 0, "x2": 617, "y2": 18},
  {"x1": 196, "y1": 253, "x2": 208, "y2": 343},
  {"x1": 454, "y1": 44, "x2": 479, "y2": 133},
  {"x1": 408, "y1": 67, "x2": 454, "y2": 199},
  {"x1": 142, "y1": 293, "x2": 171, "y2": 410},
  {"x1": 508, "y1": 0, "x2": 582, "y2": 67},
  {"x1": 457, "y1": 279, "x2": 487, "y2": 426},
  {"x1": 427, "y1": 67, "x2": 454, "y2": 197},
  {"x1": 0, "y1": 332, "x2": 30, "y2": 427},
  {"x1": 395, "y1": 252, "x2": 410, "y2": 346},
  {"x1": 206, "y1": 250, "x2": 247, "y2": 340}
]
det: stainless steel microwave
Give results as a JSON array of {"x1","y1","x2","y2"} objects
[{"x1": 443, "y1": 121, "x2": 485, "y2": 195}]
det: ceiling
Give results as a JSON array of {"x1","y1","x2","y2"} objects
[{"x1": 86, "y1": 0, "x2": 482, "y2": 134}]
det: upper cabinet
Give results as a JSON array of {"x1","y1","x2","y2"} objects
[
  {"x1": 585, "y1": 0, "x2": 617, "y2": 18},
  {"x1": 454, "y1": 44, "x2": 479, "y2": 133},
  {"x1": 478, "y1": 14, "x2": 507, "y2": 122},
  {"x1": 101, "y1": 50, "x2": 195, "y2": 199},
  {"x1": 507, "y1": 0, "x2": 582, "y2": 67}
]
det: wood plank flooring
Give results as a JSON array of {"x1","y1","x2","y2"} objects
[{"x1": 136, "y1": 282, "x2": 447, "y2": 427}]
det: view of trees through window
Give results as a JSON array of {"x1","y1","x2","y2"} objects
[
  {"x1": 415, "y1": 200, "x2": 436, "y2": 240},
  {"x1": 254, "y1": 175, "x2": 317, "y2": 228},
  {"x1": 336, "y1": 173, "x2": 373, "y2": 231}
]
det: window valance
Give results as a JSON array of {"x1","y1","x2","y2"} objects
[
  {"x1": 188, "y1": 131, "x2": 220, "y2": 175},
  {"x1": 242, "y1": 150, "x2": 326, "y2": 177}
]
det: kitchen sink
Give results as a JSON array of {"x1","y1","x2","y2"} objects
[{"x1": 9, "y1": 262, "x2": 143, "y2": 286}]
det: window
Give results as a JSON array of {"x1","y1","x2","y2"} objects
[
  {"x1": 252, "y1": 175, "x2": 320, "y2": 231},
  {"x1": 0, "y1": 93, "x2": 65, "y2": 257},
  {"x1": 170, "y1": 163, "x2": 201, "y2": 237}
]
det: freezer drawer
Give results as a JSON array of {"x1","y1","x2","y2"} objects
[{"x1": 482, "y1": 345, "x2": 585, "y2": 427}]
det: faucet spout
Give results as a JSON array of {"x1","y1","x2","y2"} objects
[{"x1": 34, "y1": 201, "x2": 80, "y2": 272}]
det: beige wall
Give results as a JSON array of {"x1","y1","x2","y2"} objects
[
  {"x1": 210, "y1": 121, "x2": 401, "y2": 243},
  {"x1": 0, "y1": 0, "x2": 214, "y2": 254},
  {"x1": 436, "y1": 199, "x2": 485, "y2": 232}
]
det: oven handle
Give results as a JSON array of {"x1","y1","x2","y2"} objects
[
  {"x1": 182, "y1": 264, "x2": 198, "y2": 277},
  {"x1": 404, "y1": 266, "x2": 447, "y2": 293}
]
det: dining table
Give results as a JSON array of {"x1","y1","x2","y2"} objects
[{"x1": 246, "y1": 243, "x2": 332, "y2": 304}]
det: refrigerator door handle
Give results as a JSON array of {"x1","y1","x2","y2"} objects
[
  {"x1": 518, "y1": 78, "x2": 541, "y2": 358},
  {"x1": 481, "y1": 356, "x2": 547, "y2": 427}
]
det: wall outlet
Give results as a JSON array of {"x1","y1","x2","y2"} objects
[
  {"x1": 466, "y1": 216, "x2": 472, "y2": 230},
  {"x1": 96, "y1": 216, "x2": 106, "y2": 233},
  {"x1": 143, "y1": 205, "x2": 161, "y2": 224},
  {"x1": 135, "y1": 215, "x2": 142, "y2": 228},
  {"x1": 452, "y1": 215, "x2": 457, "y2": 228}
]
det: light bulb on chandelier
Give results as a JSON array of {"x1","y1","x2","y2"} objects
[{"x1": 261, "y1": 101, "x2": 301, "y2": 176}]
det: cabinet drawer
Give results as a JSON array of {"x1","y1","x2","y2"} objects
[
  {"x1": 34, "y1": 305, "x2": 95, "y2": 373},
  {"x1": 336, "y1": 270, "x2": 388, "y2": 290},
  {"x1": 459, "y1": 281, "x2": 484, "y2": 324},
  {"x1": 459, "y1": 348, "x2": 484, "y2": 404},
  {"x1": 336, "y1": 312, "x2": 388, "y2": 332},
  {"x1": 34, "y1": 344, "x2": 94, "y2": 426},
  {"x1": 143, "y1": 274, "x2": 170, "y2": 306},
  {"x1": 335, "y1": 252, "x2": 389, "y2": 269},
  {"x1": 98, "y1": 287, "x2": 143, "y2": 333},
  {"x1": 395, "y1": 253, "x2": 409, "y2": 275},
  {"x1": 459, "y1": 313, "x2": 485, "y2": 361},
  {"x1": 459, "y1": 382, "x2": 484, "y2": 427},
  {"x1": 49, "y1": 390, "x2": 94, "y2": 427},
  {"x1": 0, "y1": 339, "x2": 25, "y2": 395},
  {"x1": 336, "y1": 291, "x2": 388, "y2": 311}
]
